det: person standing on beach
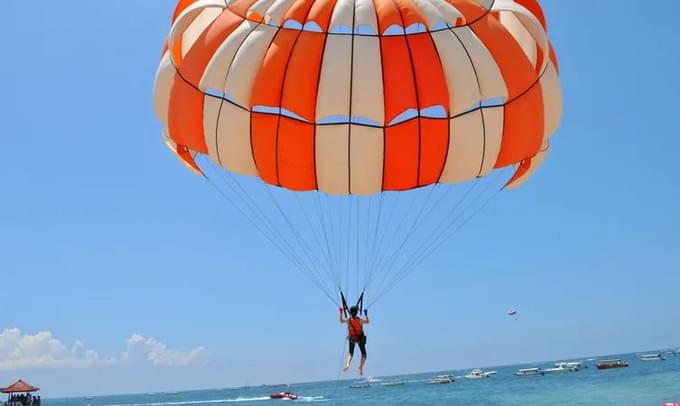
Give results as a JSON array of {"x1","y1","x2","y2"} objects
[{"x1": 339, "y1": 305, "x2": 369, "y2": 375}]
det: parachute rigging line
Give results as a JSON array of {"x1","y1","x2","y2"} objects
[
  {"x1": 363, "y1": 184, "x2": 440, "y2": 292},
  {"x1": 370, "y1": 171, "x2": 508, "y2": 306},
  {"x1": 202, "y1": 153, "x2": 512, "y2": 309},
  {"x1": 293, "y1": 192, "x2": 337, "y2": 285},
  {"x1": 366, "y1": 179, "x2": 481, "y2": 298},
  {"x1": 365, "y1": 193, "x2": 384, "y2": 287},
  {"x1": 261, "y1": 183, "x2": 338, "y2": 287},
  {"x1": 219, "y1": 168, "x2": 332, "y2": 286},
  {"x1": 368, "y1": 168, "x2": 512, "y2": 307},
  {"x1": 202, "y1": 161, "x2": 339, "y2": 305},
  {"x1": 313, "y1": 191, "x2": 340, "y2": 287},
  {"x1": 204, "y1": 177, "x2": 337, "y2": 303},
  {"x1": 216, "y1": 173, "x2": 336, "y2": 301}
]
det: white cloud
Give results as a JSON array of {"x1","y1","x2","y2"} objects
[
  {"x1": 0, "y1": 328, "x2": 114, "y2": 369},
  {"x1": 0, "y1": 329, "x2": 208, "y2": 370},
  {"x1": 122, "y1": 334, "x2": 209, "y2": 367}
]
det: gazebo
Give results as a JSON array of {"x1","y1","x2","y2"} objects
[{"x1": 1, "y1": 380, "x2": 40, "y2": 406}]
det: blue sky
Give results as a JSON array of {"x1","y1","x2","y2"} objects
[{"x1": 1, "y1": 0, "x2": 680, "y2": 397}]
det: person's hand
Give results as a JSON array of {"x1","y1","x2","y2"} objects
[
  {"x1": 364, "y1": 309, "x2": 368, "y2": 316},
  {"x1": 339, "y1": 307, "x2": 344, "y2": 314}
]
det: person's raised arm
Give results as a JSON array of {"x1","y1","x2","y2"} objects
[
  {"x1": 362, "y1": 309, "x2": 370, "y2": 324},
  {"x1": 339, "y1": 307, "x2": 347, "y2": 323}
]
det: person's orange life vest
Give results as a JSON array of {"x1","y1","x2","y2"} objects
[{"x1": 348, "y1": 317, "x2": 364, "y2": 339}]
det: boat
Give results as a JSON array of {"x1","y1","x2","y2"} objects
[
  {"x1": 543, "y1": 362, "x2": 579, "y2": 374},
  {"x1": 565, "y1": 362, "x2": 583, "y2": 370},
  {"x1": 427, "y1": 374, "x2": 455, "y2": 384},
  {"x1": 595, "y1": 359, "x2": 629, "y2": 370},
  {"x1": 515, "y1": 368, "x2": 544, "y2": 377},
  {"x1": 464, "y1": 369, "x2": 496, "y2": 379},
  {"x1": 639, "y1": 353, "x2": 665, "y2": 361},
  {"x1": 350, "y1": 381, "x2": 371, "y2": 389},
  {"x1": 270, "y1": 392, "x2": 298, "y2": 400}
]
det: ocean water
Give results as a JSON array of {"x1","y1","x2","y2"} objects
[{"x1": 48, "y1": 352, "x2": 680, "y2": 406}]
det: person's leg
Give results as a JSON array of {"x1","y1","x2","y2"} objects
[
  {"x1": 358, "y1": 338, "x2": 367, "y2": 376},
  {"x1": 343, "y1": 340, "x2": 355, "y2": 372}
]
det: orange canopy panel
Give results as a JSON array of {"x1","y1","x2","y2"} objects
[{"x1": 1, "y1": 380, "x2": 40, "y2": 393}]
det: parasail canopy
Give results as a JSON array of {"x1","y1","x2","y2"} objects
[
  {"x1": 154, "y1": 0, "x2": 561, "y2": 193},
  {"x1": 153, "y1": 0, "x2": 562, "y2": 306}
]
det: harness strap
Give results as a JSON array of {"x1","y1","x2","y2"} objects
[
  {"x1": 339, "y1": 290, "x2": 365, "y2": 314},
  {"x1": 340, "y1": 291, "x2": 349, "y2": 318},
  {"x1": 339, "y1": 290, "x2": 367, "y2": 340},
  {"x1": 355, "y1": 292, "x2": 364, "y2": 314}
]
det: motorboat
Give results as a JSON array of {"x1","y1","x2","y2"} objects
[
  {"x1": 427, "y1": 374, "x2": 455, "y2": 384},
  {"x1": 639, "y1": 353, "x2": 665, "y2": 361},
  {"x1": 270, "y1": 392, "x2": 298, "y2": 400},
  {"x1": 595, "y1": 359, "x2": 629, "y2": 370},
  {"x1": 464, "y1": 369, "x2": 496, "y2": 379},
  {"x1": 543, "y1": 362, "x2": 578, "y2": 374},
  {"x1": 515, "y1": 368, "x2": 544, "y2": 377},
  {"x1": 350, "y1": 381, "x2": 371, "y2": 389},
  {"x1": 565, "y1": 362, "x2": 583, "y2": 370}
]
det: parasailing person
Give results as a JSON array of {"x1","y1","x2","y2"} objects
[{"x1": 339, "y1": 305, "x2": 370, "y2": 375}]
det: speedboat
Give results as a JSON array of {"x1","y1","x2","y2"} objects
[
  {"x1": 350, "y1": 381, "x2": 371, "y2": 389},
  {"x1": 427, "y1": 374, "x2": 455, "y2": 384},
  {"x1": 565, "y1": 362, "x2": 583, "y2": 370},
  {"x1": 270, "y1": 392, "x2": 298, "y2": 400},
  {"x1": 381, "y1": 380, "x2": 405, "y2": 387},
  {"x1": 639, "y1": 353, "x2": 665, "y2": 361},
  {"x1": 515, "y1": 368, "x2": 544, "y2": 377},
  {"x1": 595, "y1": 359, "x2": 629, "y2": 370},
  {"x1": 543, "y1": 362, "x2": 578, "y2": 374},
  {"x1": 465, "y1": 369, "x2": 496, "y2": 379}
]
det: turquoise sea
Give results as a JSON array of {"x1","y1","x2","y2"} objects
[{"x1": 48, "y1": 352, "x2": 680, "y2": 406}]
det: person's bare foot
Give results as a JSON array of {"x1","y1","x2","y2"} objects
[
  {"x1": 342, "y1": 365, "x2": 350, "y2": 372},
  {"x1": 359, "y1": 367, "x2": 364, "y2": 376}
]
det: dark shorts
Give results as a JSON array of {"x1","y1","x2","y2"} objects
[{"x1": 348, "y1": 335, "x2": 367, "y2": 357}]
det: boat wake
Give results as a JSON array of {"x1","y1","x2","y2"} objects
[
  {"x1": 290, "y1": 396, "x2": 326, "y2": 402},
  {"x1": 102, "y1": 395, "x2": 326, "y2": 406},
  {"x1": 101, "y1": 399, "x2": 269, "y2": 406}
]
